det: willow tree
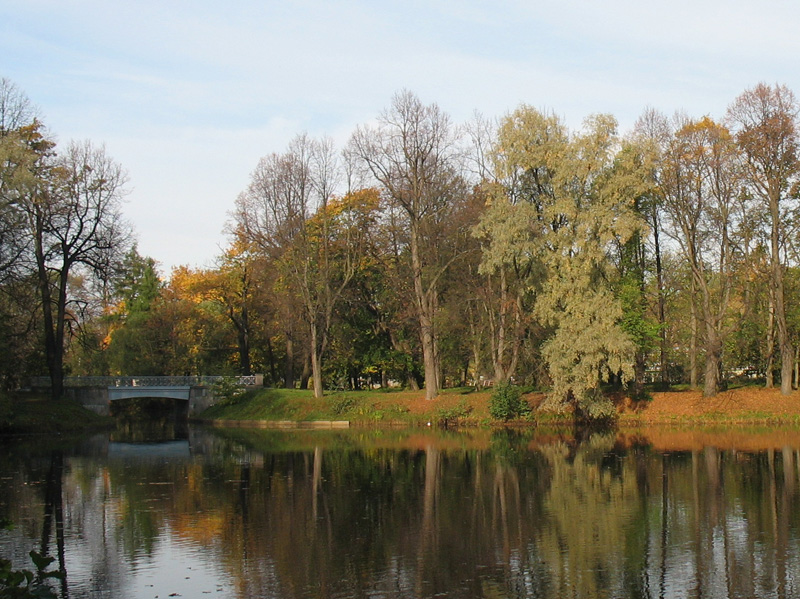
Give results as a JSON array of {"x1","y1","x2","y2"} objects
[{"x1": 483, "y1": 106, "x2": 646, "y2": 418}]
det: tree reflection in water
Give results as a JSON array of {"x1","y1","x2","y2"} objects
[{"x1": 1, "y1": 427, "x2": 799, "y2": 598}]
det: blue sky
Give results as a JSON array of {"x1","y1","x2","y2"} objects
[{"x1": 3, "y1": 0, "x2": 799, "y2": 273}]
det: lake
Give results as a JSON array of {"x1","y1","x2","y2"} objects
[{"x1": 2, "y1": 425, "x2": 800, "y2": 598}]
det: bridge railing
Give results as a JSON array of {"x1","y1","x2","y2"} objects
[{"x1": 30, "y1": 375, "x2": 263, "y2": 388}]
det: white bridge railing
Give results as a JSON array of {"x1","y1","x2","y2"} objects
[{"x1": 30, "y1": 375, "x2": 262, "y2": 388}]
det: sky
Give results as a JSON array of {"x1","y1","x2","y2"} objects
[{"x1": 2, "y1": 0, "x2": 799, "y2": 275}]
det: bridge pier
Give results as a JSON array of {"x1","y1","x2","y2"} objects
[{"x1": 64, "y1": 386, "x2": 110, "y2": 416}]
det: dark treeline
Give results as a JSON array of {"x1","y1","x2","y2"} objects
[{"x1": 2, "y1": 79, "x2": 799, "y2": 414}]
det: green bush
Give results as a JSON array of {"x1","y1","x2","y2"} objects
[
  {"x1": 488, "y1": 382, "x2": 531, "y2": 421},
  {"x1": 436, "y1": 399, "x2": 473, "y2": 425}
]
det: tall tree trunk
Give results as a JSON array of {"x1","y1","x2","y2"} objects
[
  {"x1": 284, "y1": 332, "x2": 295, "y2": 389},
  {"x1": 234, "y1": 306, "x2": 252, "y2": 376},
  {"x1": 410, "y1": 223, "x2": 439, "y2": 400},
  {"x1": 774, "y1": 260, "x2": 793, "y2": 394},
  {"x1": 690, "y1": 277, "x2": 698, "y2": 389},
  {"x1": 766, "y1": 292, "x2": 775, "y2": 388},
  {"x1": 653, "y1": 209, "x2": 669, "y2": 386},
  {"x1": 300, "y1": 351, "x2": 311, "y2": 391},
  {"x1": 703, "y1": 326, "x2": 722, "y2": 397},
  {"x1": 468, "y1": 303, "x2": 482, "y2": 387},
  {"x1": 36, "y1": 226, "x2": 66, "y2": 400},
  {"x1": 310, "y1": 321, "x2": 323, "y2": 398},
  {"x1": 265, "y1": 335, "x2": 277, "y2": 385}
]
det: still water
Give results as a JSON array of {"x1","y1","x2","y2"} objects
[{"x1": 2, "y1": 425, "x2": 800, "y2": 599}]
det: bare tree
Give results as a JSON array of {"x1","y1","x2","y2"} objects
[
  {"x1": 660, "y1": 117, "x2": 744, "y2": 396},
  {"x1": 727, "y1": 83, "x2": 800, "y2": 394},
  {"x1": 350, "y1": 90, "x2": 464, "y2": 400},
  {"x1": 235, "y1": 134, "x2": 374, "y2": 397},
  {"x1": 23, "y1": 140, "x2": 128, "y2": 398},
  {"x1": 0, "y1": 77, "x2": 37, "y2": 135}
]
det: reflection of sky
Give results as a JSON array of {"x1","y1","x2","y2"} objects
[
  {"x1": 108, "y1": 441, "x2": 191, "y2": 459},
  {"x1": 3, "y1": 429, "x2": 800, "y2": 598},
  {"x1": 129, "y1": 530, "x2": 234, "y2": 599},
  {"x1": 60, "y1": 470, "x2": 234, "y2": 599}
]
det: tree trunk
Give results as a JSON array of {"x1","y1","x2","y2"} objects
[
  {"x1": 284, "y1": 333, "x2": 295, "y2": 389},
  {"x1": 770, "y1": 190, "x2": 793, "y2": 395},
  {"x1": 265, "y1": 335, "x2": 277, "y2": 385},
  {"x1": 36, "y1": 221, "x2": 65, "y2": 400},
  {"x1": 310, "y1": 321, "x2": 324, "y2": 398},
  {"x1": 410, "y1": 222, "x2": 439, "y2": 400},
  {"x1": 690, "y1": 277, "x2": 698, "y2": 389},
  {"x1": 235, "y1": 314, "x2": 251, "y2": 376},
  {"x1": 300, "y1": 351, "x2": 311, "y2": 391},
  {"x1": 766, "y1": 293, "x2": 775, "y2": 388},
  {"x1": 703, "y1": 328, "x2": 722, "y2": 398},
  {"x1": 632, "y1": 351, "x2": 646, "y2": 398},
  {"x1": 653, "y1": 210, "x2": 669, "y2": 386}
]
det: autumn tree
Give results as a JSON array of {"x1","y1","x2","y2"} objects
[
  {"x1": 235, "y1": 135, "x2": 376, "y2": 396},
  {"x1": 660, "y1": 117, "x2": 744, "y2": 396},
  {"x1": 727, "y1": 83, "x2": 800, "y2": 394},
  {"x1": 350, "y1": 90, "x2": 466, "y2": 400},
  {"x1": 0, "y1": 78, "x2": 39, "y2": 282},
  {"x1": 23, "y1": 141, "x2": 129, "y2": 397},
  {"x1": 0, "y1": 80, "x2": 42, "y2": 387},
  {"x1": 481, "y1": 106, "x2": 646, "y2": 418}
]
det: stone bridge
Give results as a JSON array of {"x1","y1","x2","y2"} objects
[{"x1": 30, "y1": 375, "x2": 263, "y2": 417}]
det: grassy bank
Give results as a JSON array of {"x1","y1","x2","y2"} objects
[
  {"x1": 196, "y1": 386, "x2": 507, "y2": 426},
  {"x1": 197, "y1": 384, "x2": 800, "y2": 428},
  {"x1": 0, "y1": 391, "x2": 113, "y2": 434}
]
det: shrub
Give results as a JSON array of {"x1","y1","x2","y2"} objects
[
  {"x1": 329, "y1": 394, "x2": 358, "y2": 415},
  {"x1": 211, "y1": 377, "x2": 247, "y2": 407},
  {"x1": 436, "y1": 399, "x2": 473, "y2": 425},
  {"x1": 489, "y1": 382, "x2": 531, "y2": 421}
]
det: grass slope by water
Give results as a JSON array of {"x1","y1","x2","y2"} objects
[
  {"x1": 197, "y1": 386, "x2": 497, "y2": 426},
  {"x1": 198, "y1": 384, "x2": 800, "y2": 427}
]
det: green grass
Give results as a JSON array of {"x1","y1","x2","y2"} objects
[{"x1": 197, "y1": 387, "x2": 490, "y2": 425}]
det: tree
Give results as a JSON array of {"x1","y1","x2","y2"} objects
[
  {"x1": 235, "y1": 135, "x2": 312, "y2": 388},
  {"x1": 0, "y1": 79, "x2": 39, "y2": 284},
  {"x1": 632, "y1": 108, "x2": 675, "y2": 387},
  {"x1": 235, "y1": 135, "x2": 376, "y2": 396},
  {"x1": 22, "y1": 140, "x2": 128, "y2": 398},
  {"x1": 727, "y1": 83, "x2": 800, "y2": 395},
  {"x1": 483, "y1": 106, "x2": 646, "y2": 418},
  {"x1": 350, "y1": 90, "x2": 466, "y2": 400},
  {"x1": 660, "y1": 117, "x2": 744, "y2": 396},
  {"x1": 102, "y1": 247, "x2": 166, "y2": 375}
]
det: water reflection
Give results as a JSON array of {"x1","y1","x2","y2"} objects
[{"x1": 1, "y1": 426, "x2": 800, "y2": 598}]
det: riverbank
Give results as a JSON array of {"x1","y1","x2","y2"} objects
[
  {"x1": 3, "y1": 385, "x2": 799, "y2": 435},
  {"x1": 195, "y1": 384, "x2": 800, "y2": 427},
  {"x1": 0, "y1": 391, "x2": 113, "y2": 434}
]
